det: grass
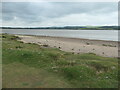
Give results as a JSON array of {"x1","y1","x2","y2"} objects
[
  {"x1": 2, "y1": 34, "x2": 118, "y2": 88},
  {"x1": 102, "y1": 44, "x2": 116, "y2": 47}
]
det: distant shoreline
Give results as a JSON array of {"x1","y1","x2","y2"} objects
[
  {"x1": 1, "y1": 25, "x2": 119, "y2": 30},
  {"x1": 1, "y1": 28, "x2": 119, "y2": 31}
]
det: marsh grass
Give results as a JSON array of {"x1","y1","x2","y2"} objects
[
  {"x1": 2, "y1": 34, "x2": 118, "y2": 88},
  {"x1": 102, "y1": 44, "x2": 116, "y2": 47}
]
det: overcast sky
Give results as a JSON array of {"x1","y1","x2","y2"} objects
[{"x1": 2, "y1": 2, "x2": 118, "y2": 27}]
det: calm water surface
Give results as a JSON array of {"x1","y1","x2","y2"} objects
[{"x1": 2, "y1": 29, "x2": 118, "y2": 41}]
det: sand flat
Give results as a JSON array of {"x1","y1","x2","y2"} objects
[{"x1": 17, "y1": 35, "x2": 118, "y2": 57}]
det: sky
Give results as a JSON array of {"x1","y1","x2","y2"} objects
[{"x1": 1, "y1": 2, "x2": 118, "y2": 27}]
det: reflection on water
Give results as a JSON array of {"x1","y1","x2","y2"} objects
[{"x1": 2, "y1": 29, "x2": 118, "y2": 41}]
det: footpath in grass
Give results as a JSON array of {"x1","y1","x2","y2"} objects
[{"x1": 2, "y1": 34, "x2": 118, "y2": 88}]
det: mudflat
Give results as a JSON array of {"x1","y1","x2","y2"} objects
[{"x1": 17, "y1": 35, "x2": 118, "y2": 57}]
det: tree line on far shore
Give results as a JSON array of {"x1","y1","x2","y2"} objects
[{"x1": 1, "y1": 26, "x2": 119, "y2": 30}]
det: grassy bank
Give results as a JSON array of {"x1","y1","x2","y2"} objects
[{"x1": 2, "y1": 34, "x2": 118, "y2": 88}]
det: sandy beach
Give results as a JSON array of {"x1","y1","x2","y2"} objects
[{"x1": 16, "y1": 35, "x2": 118, "y2": 57}]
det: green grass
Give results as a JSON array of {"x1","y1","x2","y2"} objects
[
  {"x1": 102, "y1": 44, "x2": 116, "y2": 47},
  {"x1": 2, "y1": 34, "x2": 118, "y2": 88}
]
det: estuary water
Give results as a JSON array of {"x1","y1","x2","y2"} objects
[{"x1": 2, "y1": 29, "x2": 118, "y2": 41}]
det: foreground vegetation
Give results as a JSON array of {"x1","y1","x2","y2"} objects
[{"x1": 2, "y1": 34, "x2": 118, "y2": 88}]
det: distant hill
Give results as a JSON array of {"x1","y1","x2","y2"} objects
[{"x1": 1, "y1": 26, "x2": 119, "y2": 30}]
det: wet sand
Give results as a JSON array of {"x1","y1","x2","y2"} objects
[{"x1": 16, "y1": 35, "x2": 118, "y2": 57}]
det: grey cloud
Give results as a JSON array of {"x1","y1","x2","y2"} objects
[{"x1": 2, "y1": 2, "x2": 118, "y2": 26}]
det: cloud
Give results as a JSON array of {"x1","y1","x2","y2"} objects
[{"x1": 2, "y1": 2, "x2": 118, "y2": 26}]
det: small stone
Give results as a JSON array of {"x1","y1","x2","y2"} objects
[
  {"x1": 111, "y1": 66, "x2": 116, "y2": 69},
  {"x1": 105, "y1": 76, "x2": 108, "y2": 79}
]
